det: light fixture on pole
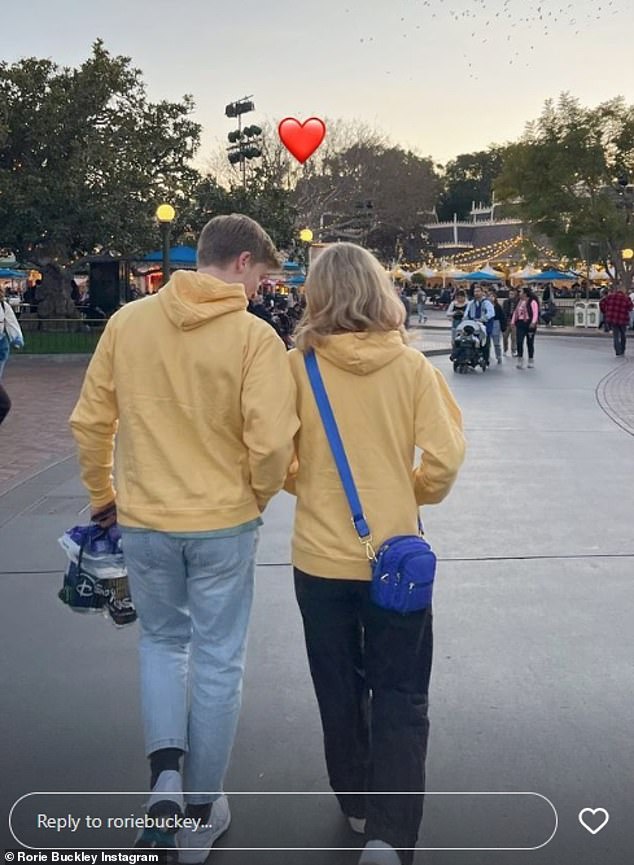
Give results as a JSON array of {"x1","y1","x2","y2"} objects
[
  {"x1": 156, "y1": 204, "x2": 175, "y2": 287},
  {"x1": 225, "y1": 96, "x2": 261, "y2": 186},
  {"x1": 299, "y1": 228, "x2": 313, "y2": 274}
]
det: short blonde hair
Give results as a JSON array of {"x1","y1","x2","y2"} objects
[
  {"x1": 294, "y1": 243, "x2": 407, "y2": 352},
  {"x1": 197, "y1": 213, "x2": 281, "y2": 270}
]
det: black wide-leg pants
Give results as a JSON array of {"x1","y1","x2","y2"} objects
[{"x1": 294, "y1": 568, "x2": 433, "y2": 864}]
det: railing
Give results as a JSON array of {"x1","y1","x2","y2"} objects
[
  {"x1": 426, "y1": 218, "x2": 523, "y2": 228},
  {"x1": 17, "y1": 318, "x2": 107, "y2": 354}
]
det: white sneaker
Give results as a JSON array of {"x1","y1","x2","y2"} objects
[
  {"x1": 527, "y1": 359, "x2": 534, "y2": 368},
  {"x1": 147, "y1": 770, "x2": 185, "y2": 817},
  {"x1": 516, "y1": 358, "x2": 524, "y2": 369},
  {"x1": 348, "y1": 816, "x2": 367, "y2": 834},
  {"x1": 135, "y1": 771, "x2": 184, "y2": 849},
  {"x1": 359, "y1": 840, "x2": 401, "y2": 865},
  {"x1": 177, "y1": 796, "x2": 231, "y2": 864}
]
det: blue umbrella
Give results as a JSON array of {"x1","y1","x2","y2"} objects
[
  {"x1": 286, "y1": 274, "x2": 306, "y2": 285},
  {"x1": 0, "y1": 268, "x2": 26, "y2": 278},
  {"x1": 525, "y1": 269, "x2": 579, "y2": 281},
  {"x1": 143, "y1": 246, "x2": 196, "y2": 264},
  {"x1": 282, "y1": 260, "x2": 301, "y2": 271},
  {"x1": 454, "y1": 270, "x2": 503, "y2": 281}
]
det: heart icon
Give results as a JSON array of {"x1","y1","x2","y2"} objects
[
  {"x1": 578, "y1": 808, "x2": 610, "y2": 835},
  {"x1": 278, "y1": 117, "x2": 326, "y2": 164}
]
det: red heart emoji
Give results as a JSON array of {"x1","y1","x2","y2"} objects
[{"x1": 278, "y1": 117, "x2": 326, "y2": 164}]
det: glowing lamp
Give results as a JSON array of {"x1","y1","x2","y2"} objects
[{"x1": 156, "y1": 204, "x2": 176, "y2": 223}]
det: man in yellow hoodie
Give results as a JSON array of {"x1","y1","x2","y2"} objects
[{"x1": 70, "y1": 214, "x2": 299, "y2": 860}]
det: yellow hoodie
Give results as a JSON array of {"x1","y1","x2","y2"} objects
[
  {"x1": 286, "y1": 332, "x2": 465, "y2": 580},
  {"x1": 70, "y1": 270, "x2": 299, "y2": 531}
]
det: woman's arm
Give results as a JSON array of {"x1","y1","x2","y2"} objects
[{"x1": 413, "y1": 359, "x2": 466, "y2": 505}]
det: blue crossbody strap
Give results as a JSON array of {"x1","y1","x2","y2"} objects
[
  {"x1": 304, "y1": 350, "x2": 426, "y2": 546},
  {"x1": 304, "y1": 350, "x2": 372, "y2": 542}
]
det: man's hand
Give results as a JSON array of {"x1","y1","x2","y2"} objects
[{"x1": 91, "y1": 501, "x2": 117, "y2": 528}]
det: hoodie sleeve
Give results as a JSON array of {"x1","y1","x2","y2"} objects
[
  {"x1": 2, "y1": 302, "x2": 24, "y2": 346},
  {"x1": 283, "y1": 438, "x2": 300, "y2": 497},
  {"x1": 69, "y1": 321, "x2": 118, "y2": 510},
  {"x1": 413, "y1": 358, "x2": 466, "y2": 506},
  {"x1": 242, "y1": 326, "x2": 300, "y2": 510}
]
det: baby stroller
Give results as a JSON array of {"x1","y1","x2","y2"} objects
[{"x1": 450, "y1": 319, "x2": 488, "y2": 373}]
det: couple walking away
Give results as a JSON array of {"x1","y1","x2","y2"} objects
[{"x1": 70, "y1": 215, "x2": 466, "y2": 865}]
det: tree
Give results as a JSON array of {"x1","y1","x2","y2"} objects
[
  {"x1": 0, "y1": 40, "x2": 201, "y2": 263},
  {"x1": 198, "y1": 118, "x2": 439, "y2": 259},
  {"x1": 292, "y1": 134, "x2": 439, "y2": 260},
  {"x1": 437, "y1": 147, "x2": 508, "y2": 222},
  {"x1": 182, "y1": 172, "x2": 297, "y2": 249},
  {"x1": 496, "y1": 94, "x2": 634, "y2": 289}
]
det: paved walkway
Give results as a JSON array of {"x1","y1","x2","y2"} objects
[
  {"x1": 596, "y1": 356, "x2": 634, "y2": 436},
  {"x1": 1, "y1": 337, "x2": 634, "y2": 864},
  {"x1": 1, "y1": 330, "x2": 630, "y2": 501},
  {"x1": 0, "y1": 356, "x2": 88, "y2": 496}
]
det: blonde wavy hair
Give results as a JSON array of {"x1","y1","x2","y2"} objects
[{"x1": 293, "y1": 243, "x2": 407, "y2": 352}]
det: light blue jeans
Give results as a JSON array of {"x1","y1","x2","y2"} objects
[
  {"x1": 120, "y1": 527, "x2": 258, "y2": 804},
  {"x1": 491, "y1": 320, "x2": 502, "y2": 360}
]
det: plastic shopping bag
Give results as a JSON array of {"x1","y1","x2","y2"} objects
[{"x1": 58, "y1": 523, "x2": 137, "y2": 627}]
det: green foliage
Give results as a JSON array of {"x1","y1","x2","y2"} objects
[
  {"x1": 496, "y1": 93, "x2": 634, "y2": 286},
  {"x1": 292, "y1": 139, "x2": 439, "y2": 259},
  {"x1": 182, "y1": 171, "x2": 297, "y2": 249},
  {"x1": 437, "y1": 147, "x2": 508, "y2": 221},
  {"x1": 0, "y1": 40, "x2": 201, "y2": 263}
]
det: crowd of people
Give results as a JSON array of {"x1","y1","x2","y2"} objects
[
  {"x1": 445, "y1": 283, "x2": 541, "y2": 367},
  {"x1": 246, "y1": 286, "x2": 306, "y2": 349},
  {"x1": 397, "y1": 280, "x2": 634, "y2": 364}
]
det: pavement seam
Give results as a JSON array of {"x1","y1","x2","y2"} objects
[{"x1": 0, "y1": 451, "x2": 76, "y2": 501}]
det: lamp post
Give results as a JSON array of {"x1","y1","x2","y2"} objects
[
  {"x1": 156, "y1": 204, "x2": 175, "y2": 286},
  {"x1": 622, "y1": 247, "x2": 634, "y2": 291},
  {"x1": 299, "y1": 228, "x2": 313, "y2": 275}
]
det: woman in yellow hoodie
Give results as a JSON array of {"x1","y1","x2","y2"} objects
[{"x1": 286, "y1": 243, "x2": 466, "y2": 865}]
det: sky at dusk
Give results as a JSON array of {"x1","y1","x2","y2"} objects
[{"x1": 2, "y1": 0, "x2": 632, "y2": 166}]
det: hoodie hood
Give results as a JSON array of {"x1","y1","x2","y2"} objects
[
  {"x1": 315, "y1": 331, "x2": 406, "y2": 376},
  {"x1": 158, "y1": 270, "x2": 247, "y2": 330}
]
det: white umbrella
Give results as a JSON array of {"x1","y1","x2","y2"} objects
[
  {"x1": 588, "y1": 266, "x2": 610, "y2": 281},
  {"x1": 480, "y1": 263, "x2": 505, "y2": 278},
  {"x1": 387, "y1": 266, "x2": 412, "y2": 280},
  {"x1": 413, "y1": 265, "x2": 438, "y2": 278},
  {"x1": 510, "y1": 264, "x2": 541, "y2": 281},
  {"x1": 435, "y1": 267, "x2": 468, "y2": 279}
]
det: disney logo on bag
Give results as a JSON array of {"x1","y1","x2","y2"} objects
[{"x1": 75, "y1": 577, "x2": 98, "y2": 598}]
